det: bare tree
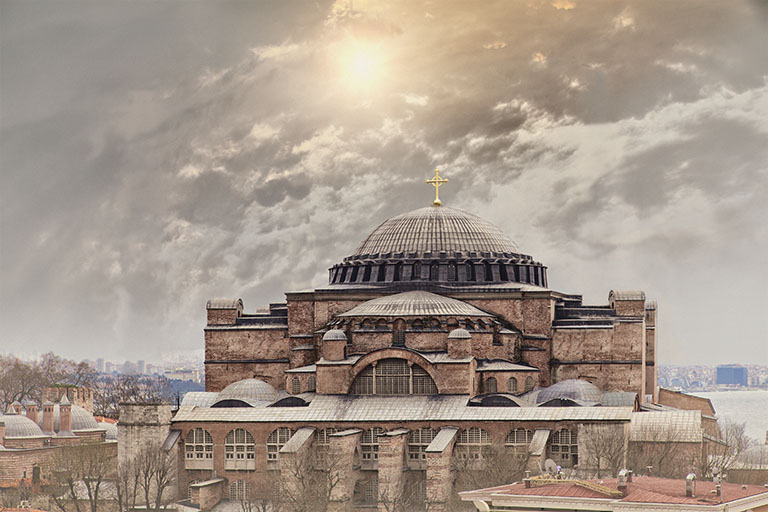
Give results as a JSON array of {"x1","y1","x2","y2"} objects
[
  {"x1": 44, "y1": 443, "x2": 116, "y2": 512},
  {"x1": 698, "y1": 418, "x2": 754, "y2": 479},
  {"x1": 626, "y1": 421, "x2": 695, "y2": 478},
  {"x1": 579, "y1": 424, "x2": 628, "y2": 478},
  {"x1": 278, "y1": 449, "x2": 345, "y2": 512},
  {"x1": 115, "y1": 456, "x2": 142, "y2": 512},
  {"x1": 451, "y1": 444, "x2": 530, "y2": 509},
  {"x1": 93, "y1": 375, "x2": 169, "y2": 419},
  {"x1": 135, "y1": 444, "x2": 176, "y2": 512}
]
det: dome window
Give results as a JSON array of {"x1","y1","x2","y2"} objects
[
  {"x1": 430, "y1": 263, "x2": 439, "y2": 281},
  {"x1": 350, "y1": 358, "x2": 437, "y2": 395}
]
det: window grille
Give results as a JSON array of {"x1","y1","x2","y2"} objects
[
  {"x1": 291, "y1": 377, "x2": 301, "y2": 394},
  {"x1": 456, "y1": 427, "x2": 491, "y2": 460},
  {"x1": 225, "y1": 428, "x2": 255, "y2": 470},
  {"x1": 549, "y1": 428, "x2": 578, "y2": 464},
  {"x1": 525, "y1": 376, "x2": 534, "y2": 391},
  {"x1": 507, "y1": 377, "x2": 518, "y2": 394},
  {"x1": 316, "y1": 428, "x2": 337, "y2": 446},
  {"x1": 184, "y1": 428, "x2": 213, "y2": 469},
  {"x1": 361, "y1": 427, "x2": 385, "y2": 461},
  {"x1": 408, "y1": 427, "x2": 436, "y2": 462},
  {"x1": 266, "y1": 427, "x2": 294, "y2": 461},
  {"x1": 465, "y1": 262, "x2": 475, "y2": 281},
  {"x1": 430, "y1": 264, "x2": 439, "y2": 281},
  {"x1": 412, "y1": 262, "x2": 421, "y2": 279},
  {"x1": 353, "y1": 477, "x2": 378, "y2": 506},
  {"x1": 307, "y1": 375, "x2": 316, "y2": 392},
  {"x1": 229, "y1": 480, "x2": 251, "y2": 501},
  {"x1": 505, "y1": 428, "x2": 533, "y2": 455},
  {"x1": 392, "y1": 319, "x2": 406, "y2": 346},
  {"x1": 350, "y1": 359, "x2": 437, "y2": 395},
  {"x1": 448, "y1": 263, "x2": 457, "y2": 281},
  {"x1": 485, "y1": 377, "x2": 498, "y2": 393}
]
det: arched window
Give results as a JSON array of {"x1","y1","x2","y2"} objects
[
  {"x1": 430, "y1": 263, "x2": 439, "y2": 281},
  {"x1": 465, "y1": 262, "x2": 475, "y2": 281},
  {"x1": 353, "y1": 477, "x2": 378, "y2": 506},
  {"x1": 507, "y1": 377, "x2": 518, "y2": 394},
  {"x1": 188, "y1": 480, "x2": 201, "y2": 499},
  {"x1": 550, "y1": 428, "x2": 578, "y2": 465},
  {"x1": 525, "y1": 376, "x2": 534, "y2": 391},
  {"x1": 393, "y1": 262, "x2": 402, "y2": 281},
  {"x1": 225, "y1": 428, "x2": 255, "y2": 470},
  {"x1": 363, "y1": 264, "x2": 372, "y2": 282},
  {"x1": 392, "y1": 319, "x2": 406, "y2": 347},
  {"x1": 448, "y1": 262, "x2": 457, "y2": 281},
  {"x1": 412, "y1": 261, "x2": 421, "y2": 280},
  {"x1": 411, "y1": 319, "x2": 424, "y2": 331},
  {"x1": 484, "y1": 262, "x2": 493, "y2": 282},
  {"x1": 316, "y1": 428, "x2": 337, "y2": 448},
  {"x1": 505, "y1": 428, "x2": 533, "y2": 456},
  {"x1": 485, "y1": 377, "x2": 498, "y2": 393},
  {"x1": 456, "y1": 427, "x2": 491, "y2": 460},
  {"x1": 361, "y1": 427, "x2": 385, "y2": 464},
  {"x1": 349, "y1": 359, "x2": 438, "y2": 395},
  {"x1": 377, "y1": 264, "x2": 387, "y2": 282},
  {"x1": 307, "y1": 375, "x2": 316, "y2": 392},
  {"x1": 408, "y1": 427, "x2": 436, "y2": 468},
  {"x1": 291, "y1": 377, "x2": 301, "y2": 394},
  {"x1": 267, "y1": 427, "x2": 294, "y2": 462},
  {"x1": 229, "y1": 480, "x2": 251, "y2": 501},
  {"x1": 499, "y1": 263, "x2": 509, "y2": 281},
  {"x1": 184, "y1": 428, "x2": 213, "y2": 469}
]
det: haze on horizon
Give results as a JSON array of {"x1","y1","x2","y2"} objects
[{"x1": 1, "y1": 0, "x2": 767, "y2": 365}]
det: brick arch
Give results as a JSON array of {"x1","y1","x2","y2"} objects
[{"x1": 348, "y1": 348, "x2": 440, "y2": 394}]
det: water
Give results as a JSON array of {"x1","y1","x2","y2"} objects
[{"x1": 691, "y1": 390, "x2": 768, "y2": 443}]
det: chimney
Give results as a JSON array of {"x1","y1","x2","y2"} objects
[
  {"x1": 0, "y1": 420, "x2": 5, "y2": 446},
  {"x1": 618, "y1": 469, "x2": 629, "y2": 497},
  {"x1": 59, "y1": 396, "x2": 72, "y2": 433},
  {"x1": 524, "y1": 478, "x2": 531, "y2": 489},
  {"x1": 685, "y1": 473, "x2": 696, "y2": 497},
  {"x1": 26, "y1": 403, "x2": 38, "y2": 424},
  {"x1": 12, "y1": 401, "x2": 22, "y2": 414},
  {"x1": 42, "y1": 401, "x2": 55, "y2": 434},
  {"x1": 627, "y1": 470, "x2": 633, "y2": 483},
  {"x1": 646, "y1": 465, "x2": 653, "y2": 477}
]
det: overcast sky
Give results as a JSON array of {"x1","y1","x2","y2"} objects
[{"x1": 1, "y1": 0, "x2": 767, "y2": 365}]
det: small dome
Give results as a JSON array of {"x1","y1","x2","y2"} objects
[
  {"x1": 217, "y1": 378, "x2": 278, "y2": 403},
  {"x1": 536, "y1": 379, "x2": 602, "y2": 404},
  {"x1": 323, "y1": 329, "x2": 348, "y2": 341},
  {"x1": 37, "y1": 404, "x2": 99, "y2": 432},
  {"x1": 448, "y1": 328, "x2": 472, "y2": 339},
  {"x1": 98, "y1": 422, "x2": 118, "y2": 441},
  {"x1": 0, "y1": 413, "x2": 45, "y2": 438}
]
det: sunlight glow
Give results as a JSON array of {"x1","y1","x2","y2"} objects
[{"x1": 337, "y1": 41, "x2": 385, "y2": 92}]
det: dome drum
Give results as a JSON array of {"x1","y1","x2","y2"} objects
[{"x1": 329, "y1": 259, "x2": 547, "y2": 287}]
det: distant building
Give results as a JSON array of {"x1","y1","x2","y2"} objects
[
  {"x1": 137, "y1": 360, "x2": 146, "y2": 375},
  {"x1": 716, "y1": 364, "x2": 747, "y2": 386},
  {"x1": 95, "y1": 358, "x2": 105, "y2": 372}
]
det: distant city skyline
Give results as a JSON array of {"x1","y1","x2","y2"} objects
[{"x1": 2, "y1": 1, "x2": 767, "y2": 364}]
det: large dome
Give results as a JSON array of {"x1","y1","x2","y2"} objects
[
  {"x1": 329, "y1": 205, "x2": 547, "y2": 288},
  {"x1": 352, "y1": 206, "x2": 519, "y2": 258}
]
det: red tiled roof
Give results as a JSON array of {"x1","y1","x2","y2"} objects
[{"x1": 494, "y1": 476, "x2": 768, "y2": 506}]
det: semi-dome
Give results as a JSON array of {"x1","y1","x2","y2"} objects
[
  {"x1": 337, "y1": 291, "x2": 492, "y2": 318},
  {"x1": 536, "y1": 379, "x2": 602, "y2": 404},
  {"x1": 323, "y1": 329, "x2": 348, "y2": 341},
  {"x1": 216, "y1": 378, "x2": 278, "y2": 405},
  {"x1": 352, "y1": 206, "x2": 519, "y2": 258},
  {"x1": 1, "y1": 411, "x2": 45, "y2": 438},
  {"x1": 329, "y1": 205, "x2": 547, "y2": 287},
  {"x1": 448, "y1": 328, "x2": 472, "y2": 339}
]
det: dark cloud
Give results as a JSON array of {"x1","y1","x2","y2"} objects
[{"x1": 1, "y1": 0, "x2": 766, "y2": 364}]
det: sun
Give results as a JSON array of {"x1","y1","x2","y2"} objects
[{"x1": 337, "y1": 41, "x2": 385, "y2": 91}]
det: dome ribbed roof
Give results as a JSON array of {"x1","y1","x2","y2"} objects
[
  {"x1": 98, "y1": 422, "x2": 118, "y2": 440},
  {"x1": 350, "y1": 206, "x2": 519, "y2": 258},
  {"x1": 323, "y1": 329, "x2": 348, "y2": 341},
  {"x1": 536, "y1": 379, "x2": 602, "y2": 404},
  {"x1": 337, "y1": 291, "x2": 493, "y2": 318},
  {"x1": 1, "y1": 413, "x2": 45, "y2": 438},
  {"x1": 217, "y1": 379, "x2": 278, "y2": 403}
]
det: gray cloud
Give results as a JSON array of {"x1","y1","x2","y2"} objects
[{"x1": 1, "y1": 0, "x2": 766, "y2": 365}]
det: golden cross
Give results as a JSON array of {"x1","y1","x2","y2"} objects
[{"x1": 426, "y1": 168, "x2": 448, "y2": 206}]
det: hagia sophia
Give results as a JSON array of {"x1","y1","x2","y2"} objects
[{"x1": 161, "y1": 171, "x2": 685, "y2": 511}]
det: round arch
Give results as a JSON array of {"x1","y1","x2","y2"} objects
[{"x1": 347, "y1": 348, "x2": 440, "y2": 395}]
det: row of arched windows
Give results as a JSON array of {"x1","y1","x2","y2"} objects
[
  {"x1": 185, "y1": 426, "x2": 576, "y2": 473},
  {"x1": 332, "y1": 261, "x2": 545, "y2": 286},
  {"x1": 289, "y1": 375, "x2": 316, "y2": 395},
  {"x1": 484, "y1": 375, "x2": 535, "y2": 394},
  {"x1": 350, "y1": 359, "x2": 438, "y2": 395}
]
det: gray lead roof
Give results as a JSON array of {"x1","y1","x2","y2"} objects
[
  {"x1": 336, "y1": 290, "x2": 493, "y2": 318},
  {"x1": 349, "y1": 206, "x2": 520, "y2": 258}
]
